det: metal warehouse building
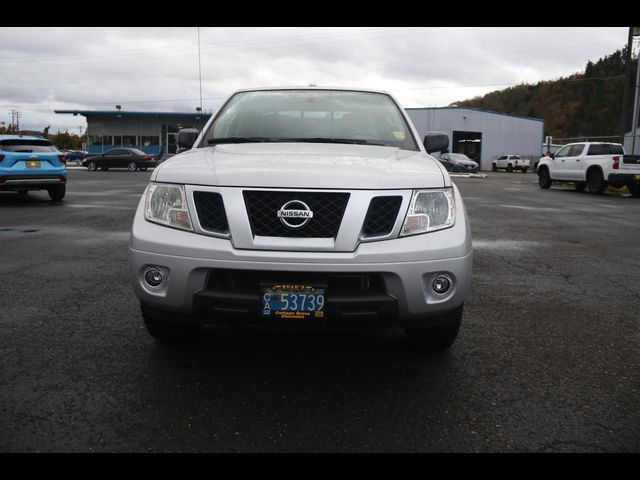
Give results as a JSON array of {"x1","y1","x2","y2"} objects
[
  {"x1": 405, "y1": 107, "x2": 544, "y2": 171},
  {"x1": 55, "y1": 110, "x2": 212, "y2": 156}
]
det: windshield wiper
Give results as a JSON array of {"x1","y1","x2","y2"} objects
[
  {"x1": 207, "y1": 137, "x2": 388, "y2": 146},
  {"x1": 207, "y1": 137, "x2": 280, "y2": 145},
  {"x1": 271, "y1": 137, "x2": 387, "y2": 146}
]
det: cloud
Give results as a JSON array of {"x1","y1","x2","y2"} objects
[{"x1": 0, "y1": 26, "x2": 629, "y2": 131}]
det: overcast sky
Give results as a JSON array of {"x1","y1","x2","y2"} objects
[{"x1": 0, "y1": 27, "x2": 633, "y2": 133}]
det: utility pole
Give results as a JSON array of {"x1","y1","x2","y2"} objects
[
  {"x1": 197, "y1": 27, "x2": 203, "y2": 113},
  {"x1": 631, "y1": 43, "x2": 640, "y2": 154},
  {"x1": 620, "y1": 27, "x2": 634, "y2": 143},
  {"x1": 9, "y1": 109, "x2": 22, "y2": 132}
]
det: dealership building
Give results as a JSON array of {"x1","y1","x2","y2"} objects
[
  {"x1": 406, "y1": 106, "x2": 544, "y2": 171},
  {"x1": 56, "y1": 106, "x2": 544, "y2": 170},
  {"x1": 54, "y1": 109, "x2": 212, "y2": 156}
]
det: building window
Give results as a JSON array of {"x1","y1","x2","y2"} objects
[
  {"x1": 102, "y1": 135, "x2": 114, "y2": 145},
  {"x1": 141, "y1": 135, "x2": 160, "y2": 146},
  {"x1": 123, "y1": 135, "x2": 137, "y2": 146},
  {"x1": 89, "y1": 135, "x2": 102, "y2": 146}
]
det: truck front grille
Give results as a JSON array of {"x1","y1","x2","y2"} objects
[
  {"x1": 193, "y1": 191, "x2": 229, "y2": 234},
  {"x1": 361, "y1": 196, "x2": 403, "y2": 237},
  {"x1": 243, "y1": 190, "x2": 349, "y2": 238}
]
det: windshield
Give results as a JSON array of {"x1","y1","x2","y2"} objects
[
  {"x1": 0, "y1": 139, "x2": 56, "y2": 152},
  {"x1": 449, "y1": 153, "x2": 473, "y2": 162},
  {"x1": 202, "y1": 89, "x2": 418, "y2": 151}
]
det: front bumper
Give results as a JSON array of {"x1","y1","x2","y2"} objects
[
  {"x1": 129, "y1": 188, "x2": 473, "y2": 329},
  {"x1": 452, "y1": 165, "x2": 479, "y2": 173}
]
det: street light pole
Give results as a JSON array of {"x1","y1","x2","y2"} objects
[
  {"x1": 632, "y1": 40, "x2": 640, "y2": 154},
  {"x1": 620, "y1": 27, "x2": 634, "y2": 143},
  {"x1": 197, "y1": 27, "x2": 203, "y2": 113}
]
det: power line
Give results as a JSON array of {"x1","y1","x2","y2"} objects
[
  {"x1": 0, "y1": 27, "x2": 482, "y2": 68},
  {"x1": 404, "y1": 75, "x2": 626, "y2": 91},
  {"x1": 0, "y1": 75, "x2": 627, "y2": 111}
]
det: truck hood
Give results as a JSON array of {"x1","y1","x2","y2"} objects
[
  {"x1": 152, "y1": 143, "x2": 448, "y2": 189},
  {"x1": 452, "y1": 159, "x2": 478, "y2": 166}
]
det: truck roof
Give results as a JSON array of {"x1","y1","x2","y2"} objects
[
  {"x1": 233, "y1": 85, "x2": 390, "y2": 95},
  {"x1": 564, "y1": 141, "x2": 623, "y2": 146}
]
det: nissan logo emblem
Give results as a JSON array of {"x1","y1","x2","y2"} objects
[{"x1": 277, "y1": 200, "x2": 314, "y2": 229}]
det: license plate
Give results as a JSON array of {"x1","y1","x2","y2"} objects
[
  {"x1": 26, "y1": 160, "x2": 41, "y2": 168},
  {"x1": 261, "y1": 283, "x2": 325, "y2": 319}
]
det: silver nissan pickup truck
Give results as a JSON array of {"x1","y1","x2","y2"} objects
[{"x1": 128, "y1": 87, "x2": 472, "y2": 350}]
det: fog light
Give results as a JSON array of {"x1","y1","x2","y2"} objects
[
  {"x1": 144, "y1": 268, "x2": 164, "y2": 287},
  {"x1": 432, "y1": 275, "x2": 451, "y2": 294}
]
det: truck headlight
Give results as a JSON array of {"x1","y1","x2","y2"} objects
[
  {"x1": 400, "y1": 188, "x2": 455, "y2": 236},
  {"x1": 144, "y1": 182, "x2": 193, "y2": 231}
]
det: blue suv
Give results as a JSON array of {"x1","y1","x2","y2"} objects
[{"x1": 0, "y1": 135, "x2": 67, "y2": 201}]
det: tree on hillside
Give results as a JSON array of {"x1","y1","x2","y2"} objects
[
  {"x1": 454, "y1": 48, "x2": 638, "y2": 139},
  {"x1": 50, "y1": 130, "x2": 82, "y2": 150}
]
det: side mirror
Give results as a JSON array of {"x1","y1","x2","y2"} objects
[
  {"x1": 423, "y1": 131, "x2": 449, "y2": 154},
  {"x1": 176, "y1": 128, "x2": 200, "y2": 151},
  {"x1": 549, "y1": 153, "x2": 555, "y2": 159}
]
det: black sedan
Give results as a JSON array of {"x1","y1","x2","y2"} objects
[
  {"x1": 437, "y1": 153, "x2": 480, "y2": 173},
  {"x1": 82, "y1": 148, "x2": 157, "y2": 172}
]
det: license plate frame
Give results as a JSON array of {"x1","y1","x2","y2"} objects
[{"x1": 260, "y1": 283, "x2": 326, "y2": 320}]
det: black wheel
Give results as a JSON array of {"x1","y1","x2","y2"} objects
[
  {"x1": 507, "y1": 164, "x2": 513, "y2": 172},
  {"x1": 143, "y1": 316, "x2": 200, "y2": 343},
  {"x1": 575, "y1": 182, "x2": 586, "y2": 192},
  {"x1": 404, "y1": 305, "x2": 463, "y2": 351},
  {"x1": 538, "y1": 167, "x2": 552, "y2": 189},
  {"x1": 48, "y1": 184, "x2": 65, "y2": 202},
  {"x1": 628, "y1": 183, "x2": 640, "y2": 198},
  {"x1": 128, "y1": 162, "x2": 138, "y2": 171},
  {"x1": 87, "y1": 161, "x2": 97, "y2": 171},
  {"x1": 492, "y1": 164, "x2": 497, "y2": 172},
  {"x1": 587, "y1": 169, "x2": 606, "y2": 194}
]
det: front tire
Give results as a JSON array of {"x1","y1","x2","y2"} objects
[
  {"x1": 628, "y1": 183, "x2": 640, "y2": 198},
  {"x1": 492, "y1": 164, "x2": 497, "y2": 172},
  {"x1": 538, "y1": 167, "x2": 552, "y2": 189},
  {"x1": 587, "y1": 169, "x2": 606, "y2": 194},
  {"x1": 48, "y1": 184, "x2": 65, "y2": 202}
]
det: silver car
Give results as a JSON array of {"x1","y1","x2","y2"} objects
[{"x1": 129, "y1": 87, "x2": 472, "y2": 349}]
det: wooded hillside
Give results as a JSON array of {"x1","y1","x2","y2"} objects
[{"x1": 455, "y1": 48, "x2": 638, "y2": 140}]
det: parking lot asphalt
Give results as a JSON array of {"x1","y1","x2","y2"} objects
[{"x1": 1, "y1": 169, "x2": 639, "y2": 452}]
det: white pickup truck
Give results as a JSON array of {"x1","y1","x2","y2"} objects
[
  {"x1": 492, "y1": 155, "x2": 530, "y2": 172},
  {"x1": 537, "y1": 142, "x2": 640, "y2": 196}
]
